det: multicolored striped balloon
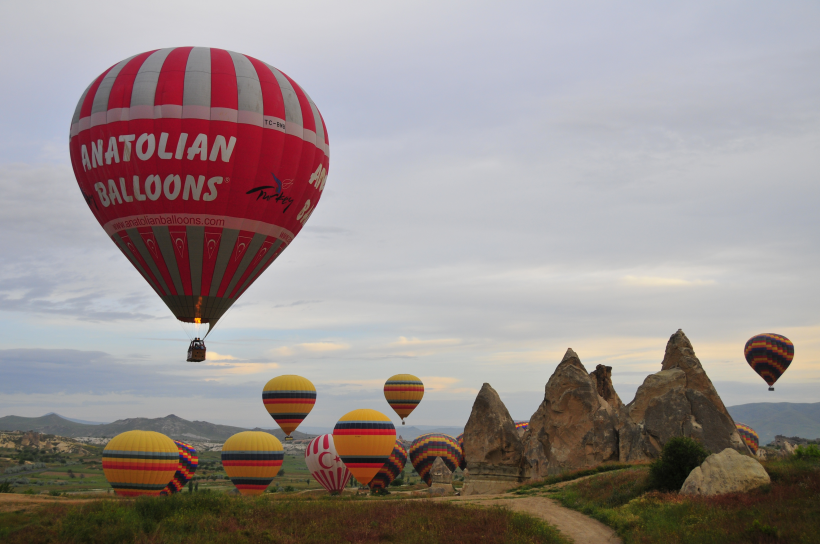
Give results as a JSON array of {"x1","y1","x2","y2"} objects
[
  {"x1": 263, "y1": 375, "x2": 316, "y2": 440},
  {"x1": 384, "y1": 374, "x2": 424, "y2": 425},
  {"x1": 221, "y1": 431, "x2": 283, "y2": 496},
  {"x1": 333, "y1": 409, "x2": 396, "y2": 486},
  {"x1": 744, "y1": 333, "x2": 794, "y2": 390},
  {"x1": 369, "y1": 440, "x2": 408, "y2": 491},
  {"x1": 735, "y1": 423, "x2": 760, "y2": 455},
  {"x1": 456, "y1": 433, "x2": 467, "y2": 470},
  {"x1": 304, "y1": 434, "x2": 351, "y2": 494},
  {"x1": 102, "y1": 430, "x2": 179, "y2": 497},
  {"x1": 160, "y1": 440, "x2": 199, "y2": 495},
  {"x1": 515, "y1": 421, "x2": 529, "y2": 432},
  {"x1": 409, "y1": 433, "x2": 463, "y2": 486}
]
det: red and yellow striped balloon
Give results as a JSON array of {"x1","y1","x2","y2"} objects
[
  {"x1": 333, "y1": 409, "x2": 396, "y2": 486},
  {"x1": 735, "y1": 423, "x2": 760, "y2": 455},
  {"x1": 263, "y1": 375, "x2": 316, "y2": 440},
  {"x1": 102, "y1": 430, "x2": 179, "y2": 497},
  {"x1": 384, "y1": 374, "x2": 424, "y2": 424},
  {"x1": 221, "y1": 431, "x2": 284, "y2": 496}
]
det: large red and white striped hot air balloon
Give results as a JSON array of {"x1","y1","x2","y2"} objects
[
  {"x1": 68, "y1": 47, "x2": 329, "y2": 360},
  {"x1": 304, "y1": 434, "x2": 351, "y2": 494}
]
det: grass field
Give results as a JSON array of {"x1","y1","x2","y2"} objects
[
  {"x1": 543, "y1": 457, "x2": 820, "y2": 543},
  {"x1": 0, "y1": 493, "x2": 569, "y2": 543}
]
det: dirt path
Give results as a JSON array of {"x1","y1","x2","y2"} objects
[{"x1": 432, "y1": 494, "x2": 622, "y2": 544}]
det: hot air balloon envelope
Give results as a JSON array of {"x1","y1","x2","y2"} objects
[
  {"x1": 262, "y1": 375, "x2": 316, "y2": 440},
  {"x1": 221, "y1": 431, "x2": 283, "y2": 495},
  {"x1": 409, "y1": 433, "x2": 463, "y2": 486},
  {"x1": 304, "y1": 434, "x2": 351, "y2": 494},
  {"x1": 735, "y1": 423, "x2": 760, "y2": 455},
  {"x1": 69, "y1": 47, "x2": 329, "y2": 342},
  {"x1": 333, "y1": 409, "x2": 396, "y2": 486},
  {"x1": 384, "y1": 374, "x2": 424, "y2": 424},
  {"x1": 369, "y1": 440, "x2": 408, "y2": 492},
  {"x1": 161, "y1": 440, "x2": 199, "y2": 495},
  {"x1": 103, "y1": 430, "x2": 178, "y2": 496},
  {"x1": 744, "y1": 333, "x2": 794, "y2": 390}
]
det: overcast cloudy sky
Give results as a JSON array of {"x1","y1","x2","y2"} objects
[{"x1": 1, "y1": 1, "x2": 819, "y2": 431}]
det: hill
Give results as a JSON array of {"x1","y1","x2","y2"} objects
[
  {"x1": 727, "y1": 402, "x2": 820, "y2": 445},
  {"x1": 0, "y1": 413, "x2": 315, "y2": 442}
]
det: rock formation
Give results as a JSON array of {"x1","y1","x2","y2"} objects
[
  {"x1": 461, "y1": 329, "x2": 750, "y2": 493},
  {"x1": 461, "y1": 383, "x2": 524, "y2": 495},
  {"x1": 627, "y1": 330, "x2": 748, "y2": 457},
  {"x1": 680, "y1": 448, "x2": 770, "y2": 495},
  {"x1": 521, "y1": 349, "x2": 624, "y2": 478},
  {"x1": 429, "y1": 456, "x2": 456, "y2": 495}
]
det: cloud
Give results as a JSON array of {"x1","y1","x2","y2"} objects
[
  {"x1": 389, "y1": 337, "x2": 461, "y2": 347},
  {"x1": 621, "y1": 276, "x2": 716, "y2": 287},
  {"x1": 269, "y1": 342, "x2": 349, "y2": 357},
  {"x1": 206, "y1": 352, "x2": 239, "y2": 361},
  {"x1": 420, "y1": 376, "x2": 478, "y2": 395}
]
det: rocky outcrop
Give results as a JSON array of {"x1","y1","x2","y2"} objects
[
  {"x1": 627, "y1": 330, "x2": 748, "y2": 457},
  {"x1": 680, "y1": 448, "x2": 771, "y2": 495},
  {"x1": 461, "y1": 383, "x2": 524, "y2": 495},
  {"x1": 429, "y1": 457, "x2": 456, "y2": 495},
  {"x1": 521, "y1": 349, "x2": 623, "y2": 478}
]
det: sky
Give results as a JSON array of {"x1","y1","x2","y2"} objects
[{"x1": 1, "y1": 1, "x2": 819, "y2": 431}]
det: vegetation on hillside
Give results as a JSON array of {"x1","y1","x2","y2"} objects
[{"x1": 0, "y1": 493, "x2": 569, "y2": 544}]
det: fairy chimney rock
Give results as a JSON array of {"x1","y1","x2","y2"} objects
[
  {"x1": 521, "y1": 349, "x2": 622, "y2": 479},
  {"x1": 626, "y1": 329, "x2": 748, "y2": 456}
]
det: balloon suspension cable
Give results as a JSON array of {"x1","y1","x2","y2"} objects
[{"x1": 177, "y1": 318, "x2": 193, "y2": 341}]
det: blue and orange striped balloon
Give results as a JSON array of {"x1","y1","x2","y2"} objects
[
  {"x1": 735, "y1": 423, "x2": 760, "y2": 455},
  {"x1": 102, "y1": 430, "x2": 179, "y2": 497},
  {"x1": 221, "y1": 431, "x2": 283, "y2": 496},
  {"x1": 409, "y1": 433, "x2": 463, "y2": 486},
  {"x1": 369, "y1": 440, "x2": 408, "y2": 491},
  {"x1": 744, "y1": 333, "x2": 794, "y2": 390},
  {"x1": 160, "y1": 440, "x2": 199, "y2": 495},
  {"x1": 333, "y1": 409, "x2": 396, "y2": 486},
  {"x1": 263, "y1": 375, "x2": 317, "y2": 440}
]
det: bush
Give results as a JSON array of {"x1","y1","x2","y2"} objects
[
  {"x1": 647, "y1": 437, "x2": 710, "y2": 492},
  {"x1": 0, "y1": 481, "x2": 14, "y2": 493},
  {"x1": 794, "y1": 444, "x2": 820, "y2": 460},
  {"x1": 390, "y1": 478, "x2": 404, "y2": 487},
  {"x1": 284, "y1": 485, "x2": 295, "y2": 492}
]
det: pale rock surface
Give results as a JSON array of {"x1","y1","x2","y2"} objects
[
  {"x1": 626, "y1": 330, "x2": 748, "y2": 457},
  {"x1": 430, "y1": 457, "x2": 455, "y2": 495},
  {"x1": 680, "y1": 448, "x2": 771, "y2": 495},
  {"x1": 521, "y1": 349, "x2": 622, "y2": 478}
]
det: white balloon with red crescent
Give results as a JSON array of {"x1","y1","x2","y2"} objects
[{"x1": 304, "y1": 434, "x2": 351, "y2": 494}]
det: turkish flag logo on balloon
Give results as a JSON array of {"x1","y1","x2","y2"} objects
[
  {"x1": 69, "y1": 47, "x2": 329, "y2": 341},
  {"x1": 305, "y1": 434, "x2": 351, "y2": 494}
]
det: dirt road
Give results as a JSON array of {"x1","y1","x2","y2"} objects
[
  {"x1": 0, "y1": 493, "x2": 99, "y2": 513},
  {"x1": 433, "y1": 493, "x2": 622, "y2": 544}
]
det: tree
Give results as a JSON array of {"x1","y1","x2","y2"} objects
[
  {"x1": 648, "y1": 437, "x2": 710, "y2": 492},
  {"x1": 195, "y1": 482, "x2": 199, "y2": 492},
  {"x1": 188, "y1": 482, "x2": 193, "y2": 493}
]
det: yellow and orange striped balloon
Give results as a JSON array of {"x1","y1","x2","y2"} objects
[
  {"x1": 102, "y1": 430, "x2": 179, "y2": 497},
  {"x1": 263, "y1": 375, "x2": 317, "y2": 440},
  {"x1": 333, "y1": 409, "x2": 396, "y2": 486},
  {"x1": 221, "y1": 431, "x2": 284, "y2": 496},
  {"x1": 384, "y1": 374, "x2": 424, "y2": 424}
]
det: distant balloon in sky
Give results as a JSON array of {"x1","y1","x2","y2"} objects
[
  {"x1": 68, "y1": 47, "x2": 329, "y2": 350},
  {"x1": 304, "y1": 434, "x2": 351, "y2": 494},
  {"x1": 369, "y1": 439, "x2": 408, "y2": 492},
  {"x1": 735, "y1": 423, "x2": 759, "y2": 455},
  {"x1": 263, "y1": 375, "x2": 316, "y2": 440},
  {"x1": 383, "y1": 374, "x2": 424, "y2": 425},
  {"x1": 408, "y1": 433, "x2": 463, "y2": 486},
  {"x1": 332, "y1": 409, "x2": 396, "y2": 486},
  {"x1": 744, "y1": 333, "x2": 794, "y2": 391},
  {"x1": 515, "y1": 421, "x2": 529, "y2": 432},
  {"x1": 102, "y1": 430, "x2": 178, "y2": 496},
  {"x1": 160, "y1": 440, "x2": 199, "y2": 495},
  {"x1": 221, "y1": 431, "x2": 283, "y2": 495}
]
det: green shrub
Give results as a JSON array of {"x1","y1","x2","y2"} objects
[
  {"x1": 647, "y1": 437, "x2": 710, "y2": 492},
  {"x1": 0, "y1": 481, "x2": 14, "y2": 493},
  {"x1": 390, "y1": 478, "x2": 404, "y2": 487},
  {"x1": 284, "y1": 485, "x2": 295, "y2": 492},
  {"x1": 794, "y1": 444, "x2": 820, "y2": 460}
]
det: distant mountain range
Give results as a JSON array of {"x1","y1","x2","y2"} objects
[
  {"x1": 9, "y1": 403, "x2": 814, "y2": 447},
  {"x1": 727, "y1": 402, "x2": 820, "y2": 445},
  {"x1": 0, "y1": 413, "x2": 314, "y2": 442}
]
